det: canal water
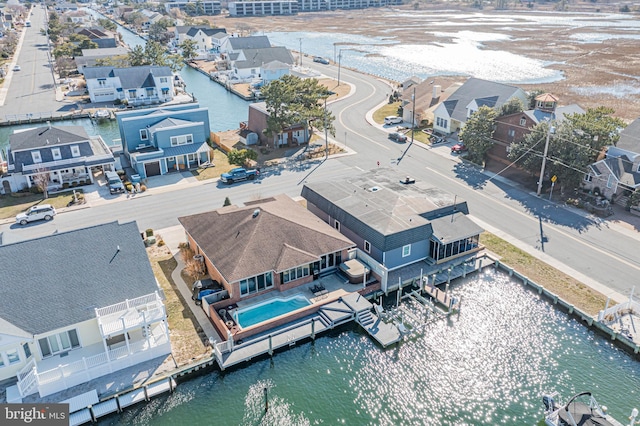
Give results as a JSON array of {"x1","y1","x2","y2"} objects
[{"x1": 98, "y1": 269, "x2": 640, "y2": 425}]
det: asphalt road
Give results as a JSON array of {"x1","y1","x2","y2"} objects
[{"x1": 1, "y1": 40, "x2": 638, "y2": 300}]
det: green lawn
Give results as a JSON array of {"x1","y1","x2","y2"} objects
[
  {"x1": 372, "y1": 101, "x2": 401, "y2": 124},
  {"x1": 0, "y1": 189, "x2": 84, "y2": 220}
]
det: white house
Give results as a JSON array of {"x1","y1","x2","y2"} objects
[
  {"x1": 432, "y1": 77, "x2": 528, "y2": 135},
  {"x1": 232, "y1": 47, "x2": 293, "y2": 81},
  {"x1": 219, "y1": 35, "x2": 271, "y2": 55},
  {"x1": 1, "y1": 221, "x2": 172, "y2": 402},
  {"x1": 83, "y1": 66, "x2": 174, "y2": 105},
  {"x1": 174, "y1": 26, "x2": 227, "y2": 54}
]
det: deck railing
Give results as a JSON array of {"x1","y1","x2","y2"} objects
[
  {"x1": 99, "y1": 305, "x2": 166, "y2": 336},
  {"x1": 96, "y1": 292, "x2": 161, "y2": 317}
]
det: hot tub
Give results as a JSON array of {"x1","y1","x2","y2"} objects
[{"x1": 339, "y1": 259, "x2": 369, "y2": 284}]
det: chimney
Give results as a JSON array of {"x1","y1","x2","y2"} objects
[{"x1": 433, "y1": 85, "x2": 441, "y2": 99}]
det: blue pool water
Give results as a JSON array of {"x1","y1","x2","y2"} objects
[{"x1": 235, "y1": 296, "x2": 312, "y2": 328}]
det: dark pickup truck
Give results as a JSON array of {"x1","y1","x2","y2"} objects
[{"x1": 220, "y1": 167, "x2": 258, "y2": 184}]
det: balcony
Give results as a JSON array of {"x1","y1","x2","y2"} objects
[{"x1": 96, "y1": 292, "x2": 166, "y2": 338}]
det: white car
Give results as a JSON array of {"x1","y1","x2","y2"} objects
[
  {"x1": 16, "y1": 204, "x2": 57, "y2": 225},
  {"x1": 384, "y1": 116, "x2": 403, "y2": 125},
  {"x1": 13, "y1": 65, "x2": 21, "y2": 71}
]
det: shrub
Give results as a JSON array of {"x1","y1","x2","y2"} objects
[
  {"x1": 157, "y1": 239, "x2": 166, "y2": 247},
  {"x1": 71, "y1": 181, "x2": 78, "y2": 187},
  {"x1": 125, "y1": 183, "x2": 133, "y2": 192},
  {"x1": 227, "y1": 148, "x2": 258, "y2": 166},
  {"x1": 29, "y1": 186, "x2": 42, "y2": 194},
  {"x1": 145, "y1": 228, "x2": 154, "y2": 237}
]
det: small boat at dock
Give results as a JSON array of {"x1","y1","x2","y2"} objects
[
  {"x1": 92, "y1": 109, "x2": 111, "y2": 120},
  {"x1": 543, "y1": 391, "x2": 638, "y2": 426}
]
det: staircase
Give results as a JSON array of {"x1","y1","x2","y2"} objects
[{"x1": 357, "y1": 310, "x2": 374, "y2": 328}]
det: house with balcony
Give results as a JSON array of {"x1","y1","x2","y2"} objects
[
  {"x1": 1, "y1": 221, "x2": 171, "y2": 402},
  {"x1": 116, "y1": 103, "x2": 212, "y2": 178},
  {"x1": 1, "y1": 124, "x2": 115, "y2": 194},
  {"x1": 84, "y1": 66, "x2": 174, "y2": 105},
  {"x1": 178, "y1": 194, "x2": 355, "y2": 305},
  {"x1": 301, "y1": 169, "x2": 484, "y2": 288},
  {"x1": 432, "y1": 77, "x2": 528, "y2": 135},
  {"x1": 174, "y1": 26, "x2": 227, "y2": 54}
]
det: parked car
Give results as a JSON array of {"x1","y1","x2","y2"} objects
[
  {"x1": 220, "y1": 167, "x2": 258, "y2": 184},
  {"x1": 313, "y1": 56, "x2": 330, "y2": 64},
  {"x1": 13, "y1": 65, "x2": 20, "y2": 71},
  {"x1": 105, "y1": 171, "x2": 124, "y2": 194},
  {"x1": 388, "y1": 132, "x2": 408, "y2": 143},
  {"x1": 451, "y1": 143, "x2": 468, "y2": 153},
  {"x1": 384, "y1": 116, "x2": 403, "y2": 125},
  {"x1": 16, "y1": 204, "x2": 56, "y2": 225}
]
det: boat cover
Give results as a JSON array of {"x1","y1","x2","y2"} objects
[{"x1": 558, "y1": 401, "x2": 616, "y2": 426}]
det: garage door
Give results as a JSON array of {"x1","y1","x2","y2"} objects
[{"x1": 144, "y1": 161, "x2": 161, "y2": 177}]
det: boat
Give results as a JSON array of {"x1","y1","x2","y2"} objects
[
  {"x1": 93, "y1": 109, "x2": 111, "y2": 120},
  {"x1": 543, "y1": 391, "x2": 638, "y2": 426}
]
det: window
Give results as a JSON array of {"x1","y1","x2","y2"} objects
[
  {"x1": 239, "y1": 272, "x2": 273, "y2": 296},
  {"x1": 38, "y1": 329, "x2": 80, "y2": 358},
  {"x1": 146, "y1": 88, "x2": 154, "y2": 97},
  {"x1": 128, "y1": 89, "x2": 136, "y2": 97},
  {"x1": 170, "y1": 134, "x2": 193, "y2": 146},
  {"x1": 519, "y1": 117, "x2": 526, "y2": 126},
  {"x1": 606, "y1": 174, "x2": 613, "y2": 188},
  {"x1": 281, "y1": 264, "x2": 311, "y2": 284},
  {"x1": 508, "y1": 129, "x2": 515, "y2": 138},
  {"x1": 70, "y1": 145, "x2": 80, "y2": 157},
  {"x1": 51, "y1": 147, "x2": 61, "y2": 160},
  {"x1": 436, "y1": 117, "x2": 448, "y2": 128},
  {"x1": 140, "y1": 129, "x2": 148, "y2": 140},
  {"x1": 364, "y1": 240, "x2": 371, "y2": 253},
  {"x1": 161, "y1": 88, "x2": 170, "y2": 96},
  {"x1": 98, "y1": 78, "x2": 106, "y2": 86},
  {"x1": 160, "y1": 77, "x2": 168, "y2": 83},
  {"x1": 31, "y1": 151, "x2": 42, "y2": 163},
  {"x1": 6, "y1": 349, "x2": 19, "y2": 365},
  {"x1": 334, "y1": 220, "x2": 340, "y2": 231},
  {"x1": 187, "y1": 153, "x2": 197, "y2": 162},
  {"x1": 402, "y1": 244, "x2": 411, "y2": 257},
  {"x1": 23, "y1": 343, "x2": 31, "y2": 359},
  {"x1": 584, "y1": 174, "x2": 593, "y2": 182}
]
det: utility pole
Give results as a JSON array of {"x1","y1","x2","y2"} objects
[
  {"x1": 298, "y1": 38, "x2": 302, "y2": 67},
  {"x1": 536, "y1": 122, "x2": 553, "y2": 197},
  {"x1": 337, "y1": 50, "x2": 342, "y2": 87},
  {"x1": 410, "y1": 87, "x2": 416, "y2": 145}
]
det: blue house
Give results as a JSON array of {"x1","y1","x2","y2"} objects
[
  {"x1": 116, "y1": 103, "x2": 212, "y2": 178},
  {"x1": 301, "y1": 169, "x2": 483, "y2": 272}
]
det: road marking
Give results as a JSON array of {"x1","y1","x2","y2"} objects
[{"x1": 427, "y1": 166, "x2": 640, "y2": 273}]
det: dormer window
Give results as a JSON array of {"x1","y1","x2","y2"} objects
[
  {"x1": 51, "y1": 147, "x2": 61, "y2": 160},
  {"x1": 70, "y1": 145, "x2": 80, "y2": 157}
]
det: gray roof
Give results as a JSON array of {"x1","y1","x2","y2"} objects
[
  {"x1": 443, "y1": 77, "x2": 524, "y2": 123},
  {"x1": 83, "y1": 66, "x2": 172, "y2": 89},
  {"x1": 429, "y1": 212, "x2": 484, "y2": 244},
  {"x1": 228, "y1": 36, "x2": 271, "y2": 51},
  {"x1": 590, "y1": 155, "x2": 640, "y2": 188},
  {"x1": 235, "y1": 47, "x2": 294, "y2": 69},
  {"x1": 522, "y1": 104, "x2": 585, "y2": 125},
  {"x1": 81, "y1": 47, "x2": 129, "y2": 58},
  {"x1": 148, "y1": 117, "x2": 194, "y2": 133},
  {"x1": 0, "y1": 221, "x2": 159, "y2": 335},
  {"x1": 186, "y1": 26, "x2": 226, "y2": 37},
  {"x1": 617, "y1": 118, "x2": 640, "y2": 153},
  {"x1": 10, "y1": 125, "x2": 89, "y2": 151},
  {"x1": 178, "y1": 194, "x2": 354, "y2": 283},
  {"x1": 301, "y1": 169, "x2": 476, "y2": 251}
]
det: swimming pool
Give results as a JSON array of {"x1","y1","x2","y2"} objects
[{"x1": 234, "y1": 295, "x2": 312, "y2": 329}]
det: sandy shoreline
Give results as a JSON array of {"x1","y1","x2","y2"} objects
[{"x1": 208, "y1": 3, "x2": 640, "y2": 121}]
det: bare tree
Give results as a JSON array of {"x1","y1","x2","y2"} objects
[{"x1": 32, "y1": 167, "x2": 51, "y2": 199}]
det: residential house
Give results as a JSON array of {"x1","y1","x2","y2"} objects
[
  {"x1": 76, "y1": 47, "x2": 130, "y2": 74},
  {"x1": 1, "y1": 124, "x2": 115, "y2": 194},
  {"x1": 487, "y1": 93, "x2": 584, "y2": 169},
  {"x1": 75, "y1": 27, "x2": 119, "y2": 49},
  {"x1": 400, "y1": 78, "x2": 463, "y2": 127},
  {"x1": 178, "y1": 194, "x2": 355, "y2": 305},
  {"x1": 219, "y1": 35, "x2": 271, "y2": 55},
  {"x1": 228, "y1": 0, "x2": 298, "y2": 17},
  {"x1": 1, "y1": 221, "x2": 171, "y2": 401},
  {"x1": 431, "y1": 77, "x2": 528, "y2": 135},
  {"x1": 165, "y1": 0, "x2": 222, "y2": 15},
  {"x1": 582, "y1": 118, "x2": 640, "y2": 201},
  {"x1": 301, "y1": 169, "x2": 483, "y2": 289},
  {"x1": 61, "y1": 9, "x2": 91, "y2": 24},
  {"x1": 174, "y1": 26, "x2": 227, "y2": 54},
  {"x1": 139, "y1": 9, "x2": 164, "y2": 30},
  {"x1": 54, "y1": 2, "x2": 79, "y2": 12},
  {"x1": 232, "y1": 47, "x2": 294, "y2": 81},
  {"x1": 247, "y1": 101, "x2": 308, "y2": 147},
  {"x1": 116, "y1": 103, "x2": 212, "y2": 178},
  {"x1": 83, "y1": 65, "x2": 174, "y2": 105}
]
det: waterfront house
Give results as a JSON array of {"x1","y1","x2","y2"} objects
[
  {"x1": 0, "y1": 221, "x2": 171, "y2": 402},
  {"x1": 84, "y1": 65, "x2": 174, "y2": 105},
  {"x1": 219, "y1": 35, "x2": 271, "y2": 55},
  {"x1": 247, "y1": 101, "x2": 308, "y2": 147},
  {"x1": 301, "y1": 169, "x2": 484, "y2": 288},
  {"x1": 488, "y1": 93, "x2": 584, "y2": 170},
  {"x1": 1, "y1": 124, "x2": 115, "y2": 194},
  {"x1": 178, "y1": 194, "x2": 355, "y2": 305},
  {"x1": 165, "y1": 0, "x2": 222, "y2": 15},
  {"x1": 75, "y1": 27, "x2": 118, "y2": 49},
  {"x1": 582, "y1": 118, "x2": 640, "y2": 202},
  {"x1": 232, "y1": 47, "x2": 294, "y2": 81},
  {"x1": 116, "y1": 103, "x2": 211, "y2": 178},
  {"x1": 76, "y1": 47, "x2": 130, "y2": 74},
  {"x1": 174, "y1": 26, "x2": 227, "y2": 54},
  {"x1": 431, "y1": 77, "x2": 528, "y2": 135},
  {"x1": 400, "y1": 78, "x2": 463, "y2": 128}
]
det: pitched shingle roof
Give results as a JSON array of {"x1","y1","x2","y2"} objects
[
  {"x1": 10, "y1": 125, "x2": 89, "y2": 151},
  {"x1": 178, "y1": 195, "x2": 354, "y2": 283},
  {"x1": 186, "y1": 26, "x2": 226, "y2": 37},
  {"x1": 617, "y1": 118, "x2": 640, "y2": 153},
  {"x1": 443, "y1": 77, "x2": 524, "y2": 122},
  {"x1": 228, "y1": 36, "x2": 271, "y2": 51},
  {"x1": 0, "y1": 221, "x2": 159, "y2": 335},
  {"x1": 83, "y1": 66, "x2": 172, "y2": 89},
  {"x1": 235, "y1": 47, "x2": 294, "y2": 68},
  {"x1": 590, "y1": 155, "x2": 640, "y2": 188}
]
